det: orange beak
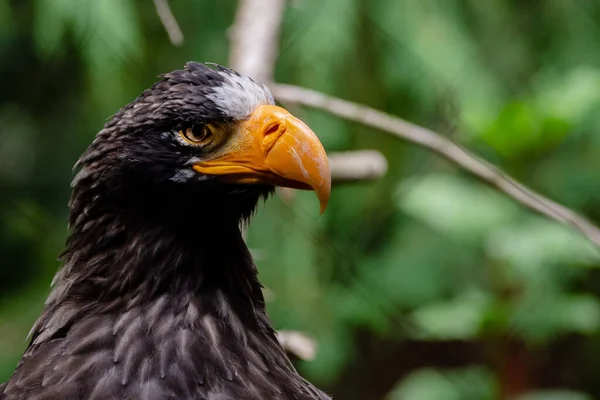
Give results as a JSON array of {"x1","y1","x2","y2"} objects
[{"x1": 192, "y1": 105, "x2": 331, "y2": 213}]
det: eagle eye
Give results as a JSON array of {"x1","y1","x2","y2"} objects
[{"x1": 179, "y1": 125, "x2": 212, "y2": 145}]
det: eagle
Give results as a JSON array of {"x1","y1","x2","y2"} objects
[{"x1": 1, "y1": 62, "x2": 331, "y2": 400}]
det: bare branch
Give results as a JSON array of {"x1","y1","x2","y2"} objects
[
  {"x1": 277, "y1": 330, "x2": 317, "y2": 361},
  {"x1": 271, "y1": 83, "x2": 600, "y2": 248},
  {"x1": 229, "y1": 0, "x2": 286, "y2": 83},
  {"x1": 153, "y1": 0, "x2": 184, "y2": 46},
  {"x1": 329, "y1": 150, "x2": 388, "y2": 183}
]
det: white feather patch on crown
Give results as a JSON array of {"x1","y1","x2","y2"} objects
[{"x1": 206, "y1": 71, "x2": 275, "y2": 120}]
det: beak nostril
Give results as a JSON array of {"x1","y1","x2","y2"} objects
[{"x1": 265, "y1": 122, "x2": 283, "y2": 137}]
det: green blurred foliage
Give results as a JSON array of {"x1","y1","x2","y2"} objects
[{"x1": 2, "y1": 1, "x2": 600, "y2": 398}]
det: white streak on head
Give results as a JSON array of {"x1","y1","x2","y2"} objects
[{"x1": 206, "y1": 71, "x2": 274, "y2": 119}]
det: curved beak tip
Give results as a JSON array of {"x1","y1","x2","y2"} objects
[
  {"x1": 319, "y1": 196, "x2": 329, "y2": 215},
  {"x1": 316, "y1": 175, "x2": 331, "y2": 215}
]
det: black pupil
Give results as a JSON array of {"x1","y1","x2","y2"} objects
[{"x1": 189, "y1": 126, "x2": 206, "y2": 141}]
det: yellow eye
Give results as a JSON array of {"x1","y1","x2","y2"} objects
[{"x1": 179, "y1": 125, "x2": 212, "y2": 145}]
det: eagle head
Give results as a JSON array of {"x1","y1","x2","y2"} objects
[{"x1": 74, "y1": 62, "x2": 330, "y2": 224}]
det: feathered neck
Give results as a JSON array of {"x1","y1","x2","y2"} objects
[
  {"x1": 68, "y1": 176, "x2": 261, "y2": 293},
  {"x1": 32, "y1": 169, "x2": 270, "y2": 343}
]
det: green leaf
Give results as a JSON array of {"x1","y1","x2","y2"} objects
[
  {"x1": 534, "y1": 67, "x2": 600, "y2": 124},
  {"x1": 480, "y1": 101, "x2": 545, "y2": 157},
  {"x1": 388, "y1": 367, "x2": 495, "y2": 400},
  {"x1": 397, "y1": 174, "x2": 519, "y2": 243},
  {"x1": 486, "y1": 218, "x2": 600, "y2": 280},
  {"x1": 510, "y1": 293, "x2": 600, "y2": 342},
  {"x1": 412, "y1": 289, "x2": 490, "y2": 339},
  {"x1": 560, "y1": 295, "x2": 600, "y2": 334}
]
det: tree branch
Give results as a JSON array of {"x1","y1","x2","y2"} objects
[
  {"x1": 271, "y1": 83, "x2": 600, "y2": 248},
  {"x1": 153, "y1": 0, "x2": 184, "y2": 46},
  {"x1": 228, "y1": 0, "x2": 286, "y2": 83},
  {"x1": 329, "y1": 150, "x2": 388, "y2": 183}
]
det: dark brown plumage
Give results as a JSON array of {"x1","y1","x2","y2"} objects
[{"x1": 1, "y1": 62, "x2": 331, "y2": 400}]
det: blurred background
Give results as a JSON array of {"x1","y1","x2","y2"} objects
[{"x1": 2, "y1": 1, "x2": 600, "y2": 399}]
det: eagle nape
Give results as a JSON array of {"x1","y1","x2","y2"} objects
[{"x1": 0, "y1": 62, "x2": 332, "y2": 400}]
